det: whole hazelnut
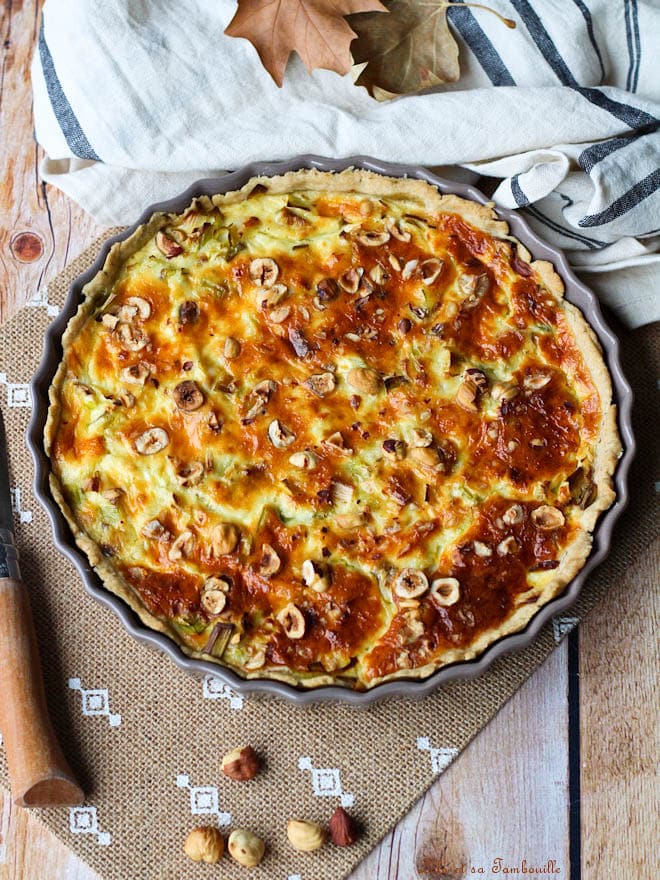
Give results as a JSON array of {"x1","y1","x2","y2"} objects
[
  {"x1": 183, "y1": 826, "x2": 225, "y2": 863},
  {"x1": 228, "y1": 828, "x2": 266, "y2": 867},
  {"x1": 329, "y1": 806, "x2": 359, "y2": 846},
  {"x1": 221, "y1": 745, "x2": 261, "y2": 781},
  {"x1": 287, "y1": 818, "x2": 326, "y2": 852}
]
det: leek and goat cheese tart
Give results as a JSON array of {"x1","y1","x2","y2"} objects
[{"x1": 46, "y1": 169, "x2": 620, "y2": 689}]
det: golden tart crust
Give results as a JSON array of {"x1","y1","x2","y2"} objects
[{"x1": 46, "y1": 169, "x2": 621, "y2": 690}]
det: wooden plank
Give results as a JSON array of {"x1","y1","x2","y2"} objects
[
  {"x1": 350, "y1": 642, "x2": 570, "y2": 879},
  {"x1": 579, "y1": 545, "x2": 660, "y2": 877}
]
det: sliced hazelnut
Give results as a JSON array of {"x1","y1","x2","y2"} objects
[
  {"x1": 497, "y1": 536, "x2": 519, "y2": 556},
  {"x1": 473, "y1": 540, "x2": 492, "y2": 557},
  {"x1": 120, "y1": 362, "x2": 151, "y2": 385},
  {"x1": 458, "y1": 272, "x2": 489, "y2": 302},
  {"x1": 289, "y1": 450, "x2": 318, "y2": 470},
  {"x1": 244, "y1": 379, "x2": 277, "y2": 420},
  {"x1": 223, "y1": 336, "x2": 241, "y2": 358},
  {"x1": 386, "y1": 218, "x2": 411, "y2": 242},
  {"x1": 211, "y1": 522, "x2": 240, "y2": 556},
  {"x1": 183, "y1": 826, "x2": 224, "y2": 863},
  {"x1": 245, "y1": 649, "x2": 266, "y2": 670},
  {"x1": 347, "y1": 366, "x2": 382, "y2": 394},
  {"x1": 329, "y1": 806, "x2": 359, "y2": 847},
  {"x1": 268, "y1": 305, "x2": 291, "y2": 323},
  {"x1": 115, "y1": 322, "x2": 148, "y2": 352},
  {"x1": 221, "y1": 745, "x2": 261, "y2": 781},
  {"x1": 259, "y1": 543, "x2": 281, "y2": 577},
  {"x1": 173, "y1": 380, "x2": 204, "y2": 412},
  {"x1": 408, "y1": 446, "x2": 441, "y2": 470},
  {"x1": 324, "y1": 431, "x2": 352, "y2": 454},
  {"x1": 304, "y1": 371, "x2": 336, "y2": 397},
  {"x1": 338, "y1": 267, "x2": 363, "y2": 293},
  {"x1": 200, "y1": 587, "x2": 227, "y2": 616},
  {"x1": 228, "y1": 829, "x2": 265, "y2": 868},
  {"x1": 249, "y1": 257, "x2": 279, "y2": 287},
  {"x1": 134, "y1": 427, "x2": 169, "y2": 455},
  {"x1": 140, "y1": 519, "x2": 171, "y2": 541},
  {"x1": 531, "y1": 505, "x2": 565, "y2": 530},
  {"x1": 393, "y1": 568, "x2": 429, "y2": 599},
  {"x1": 388, "y1": 254, "x2": 402, "y2": 271},
  {"x1": 175, "y1": 461, "x2": 205, "y2": 487},
  {"x1": 503, "y1": 503, "x2": 525, "y2": 525},
  {"x1": 258, "y1": 283, "x2": 288, "y2": 308},
  {"x1": 302, "y1": 559, "x2": 329, "y2": 592},
  {"x1": 402, "y1": 259, "x2": 419, "y2": 280},
  {"x1": 524, "y1": 372, "x2": 552, "y2": 390},
  {"x1": 420, "y1": 258, "x2": 444, "y2": 284},
  {"x1": 456, "y1": 368, "x2": 488, "y2": 413},
  {"x1": 410, "y1": 427, "x2": 433, "y2": 448},
  {"x1": 430, "y1": 577, "x2": 461, "y2": 606},
  {"x1": 119, "y1": 296, "x2": 151, "y2": 321},
  {"x1": 356, "y1": 230, "x2": 390, "y2": 247},
  {"x1": 156, "y1": 230, "x2": 183, "y2": 258},
  {"x1": 332, "y1": 481, "x2": 354, "y2": 504},
  {"x1": 382, "y1": 438, "x2": 406, "y2": 460},
  {"x1": 316, "y1": 277, "x2": 340, "y2": 303},
  {"x1": 268, "y1": 419, "x2": 295, "y2": 448},
  {"x1": 277, "y1": 603, "x2": 305, "y2": 639},
  {"x1": 168, "y1": 530, "x2": 195, "y2": 561},
  {"x1": 287, "y1": 819, "x2": 325, "y2": 852},
  {"x1": 369, "y1": 263, "x2": 387, "y2": 285}
]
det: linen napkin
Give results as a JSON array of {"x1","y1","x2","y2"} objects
[{"x1": 31, "y1": 0, "x2": 660, "y2": 327}]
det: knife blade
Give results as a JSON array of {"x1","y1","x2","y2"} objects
[{"x1": 0, "y1": 408, "x2": 20, "y2": 579}]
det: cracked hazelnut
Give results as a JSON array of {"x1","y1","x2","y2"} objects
[
  {"x1": 259, "y1": 543, "x2": 281, "y2": 577},
  {"x1": 304, "y1": 371, "x2": 336, "y2": 397},
  {"x1": 222, "y1": 745, "x2": 261, "y2": 781},
  {"x1": 420, "y1": 258, "x2": 444, "y2": 284},
  {"x1": 228, "y1": 828, "x2": 265, "y2": 867},
  {"x1": 121, "y1": 362, "x2": 151, "y2": 385},
  {"x1": 175, "y1": 460, "x2": 205, "y2": 487},
  {"x1": 211, "y1": 522, "x2": 240, "y2": 557},
  {"x1": 287, "y1": 818, "x2": 326, "y2": 852},
  {"x1": 430, "y1": 577, "x2": 460, "y2": 606},
  {"x1": 356, "y1": 230, "x2": 390, "y2": 247},
  {"x1": 183, "y1": 826, "x2": 224, "y2": 863},
  {"x1": 156, "y1": 230, "x2": 183, "y2": 258},
  {"x1": 503, "y1": 503, "x2": 524, "y2": 525},
  {"x1": 224, "y1": 336, "x2": 241, "y2": 359},
  {"x1": 338, "y1": 267, "x2": 362, "y2": 293},
  {"x1": 347, "y1": 367, "x2": 382, "y2": 394},
  {"x1": 329, "y1": 807, "x2": 358, "y2": 846},
  {"x1": 168, "y1": 531, "x2": 195, "y2": 562},
  {"x1": 268, "y1": 419, "x2": 296, "y2": 448},
  {"x1": 173, "y1": 380, "x2": 204, "y2": 412},
  {"x1": 394, "y1": 568, "x2": 429, "y2": 599},
  {"x1": 115, "y1": 322, "x2": 148, "y2": 352},
  {"x1": 200, "y1": 586, "x2": 227, "y2": 616},
  {"x1": 134, "y1": 427, "x2": 169, "y2": 455},
  {"x1": 531, "y1": 505, "x2": 565, "y2": 530},
  {"x1": 249, "y1": 257, "x2": 279, "y2": 287},
  {"x1": 277, "y1": 603, "x2": 305, "y2": 639},
  {"x1": 289, "y1": 450, "x2": 318, "y2": 470}
]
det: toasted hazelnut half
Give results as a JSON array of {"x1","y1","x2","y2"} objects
[
  {"x1": 304, "y1": 371, "x2": 336, "y2": 397},
  {"x1": 115, "y1": 322, "x2": 148, "y2": 352},
  {"x1": 134, "y1": 427, "x2": 169, "y2": 455},
  {"x1": 258, "y1": 283, "x2": 288, "y2": 308},
  {"x1": 329, "y1": 806, "x2": 359, "y2": 847},
  {"x1": 168, "y1": 531, "x2": 195, "y2": 561},
  {"x1": 402, "y1": 259, "x2": 419, "y2": 280},
  {"x1": 386, "y1": 218, "x2": 411, "y2": 242},
  {"x1": 347, "y1": 366, "x2": 382, "y2": 394},
  {"x1": 394, "y1": 568, "x2": 429, "y2": 599},
  {"x1": 531, "y1": 505, "x2": 565, "y2": 530},
  {"x1": 356, "y1": 230, "x2": 390, "y2": 247},
  {"x1": 458, "y1": 272, "x2": 489, "y2": 300},
  {"x1": 249, "y1": 257, "x2": 279, "y2": 288},
  {"x1": 277, "y1": 603, "x2": 305, "y2": 638},
  {"x1": 121, "y1": 362, "x2": 151, "y2": 385},
  {"x1": 183, "y1": 826, "x2": 224, "y2": 863},
  {"x1": 123, "y1": 295, "x2": 152, "y2": 321},
  {"x1": 268, "y1": 419, "x2": 295, "y2": 448},
  {"x1": 259, "y1": 543, "x2": 281, "y2": 577},
  {"x1": 268, "y1": 305, "x2": 291, "y2": 323},
  {"x1": 408, "y1": 446, "x2": 441, "y2": 470},
  {"x1": 302, "y1": 559, "x2": 329, "y2": 592},
  {"x1": 430, "y1": 577, "x2": 460, "y2": 606},
  {"x1": 420, "y1": 258, "x2": 444, "y2": 284},
  {"x1": 324, "y1": 431, "x2": 352, "y2": 455},
  {"x1": 200, "y1": 588, "x2": 227, "y2": 616},
  {"x1": 173, "y1": 380, "x2": 204, "y2": 412},
  {"x1": 211, "y1": 522, "x2": 240, "y2": 556},
  {"x1": 228, "y1": 829, "x2": 265, "y2": 867},
  {"x1": 223, "y1": 336, "x2": 241, "y2": 359},
  {"x1": 503, "y1": 503, "x2": 525, "y2": 525},
  {"x1": 338, "y1": 267, "x2": 363, "y2": 293},
  {"x1": 287, "y1": 819, "x2": 326, "y2": 852},
  {"x1": 369, "y1": 263, "x2": 388, "y2": 285},
  {"x1": 156, "y1": 230, "x2": 183, "y2": 258},
  {"x1": 289, "y1": 450, "x2": 318, "y2": 470},
  {"x1": 222, "y1": 745, "x2": 261, "y2": 781}
]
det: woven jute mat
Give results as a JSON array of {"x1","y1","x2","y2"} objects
[{"x1": 0, "y1": 238, "x2": 657, "y2": 880}]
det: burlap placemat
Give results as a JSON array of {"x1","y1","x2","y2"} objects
[{"x1": 0, "y1": 238, "x2": 657, "y2": 880}]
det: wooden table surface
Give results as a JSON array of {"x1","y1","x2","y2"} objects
[{"x1": 0, "y1": 3, "x2": 657, "y2": 878}]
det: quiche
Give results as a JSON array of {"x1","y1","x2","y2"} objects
[{"x1": 46, "y1": 169, "x2": 620, "y2": 690}]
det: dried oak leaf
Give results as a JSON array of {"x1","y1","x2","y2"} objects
[
  {"x1": 349, "y1": 0, "x2": 460, "y2": 98},
  {"x1": 225, "y1": 0, "x2": 388, "y2": 87}
]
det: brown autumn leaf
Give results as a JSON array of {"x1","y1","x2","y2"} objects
[
  {"x1": 225, "y1": 0, "x2": 388, "y2": 87},
  {"x1": 349, "y1": 0, "x2": 460, "y2": 98}
]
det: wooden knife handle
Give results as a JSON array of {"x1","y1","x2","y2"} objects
[{"x1": 0, "y1": 576, "x2": 84, "y2": 807}]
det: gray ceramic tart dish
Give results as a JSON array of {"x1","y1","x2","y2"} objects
[{"x1": 27, "y1": 155, "x2": 635, "y2": 706}]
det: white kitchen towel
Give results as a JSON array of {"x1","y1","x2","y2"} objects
[{"x1": 31, "y1": 0, "x2": 660, "y2": 327}]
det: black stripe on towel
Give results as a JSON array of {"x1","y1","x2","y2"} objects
[
  {"x1": 571, "y1": 0, "x2": 605, "y2": 82},
  {"x1": 448, "y1": 3, "x2": 516, "y2": 86},
  {"x1": 509, "y1": 0, "x2": 578, "y2": 86},
  {"x1": 573, "y1": 87, "x2": 658, "y2": 130},
  {"x1": 624, "y1": 0, "x2": 636, "y2": 92},
  {"x1": 510, "y1": 175, "x2": 530, "y2": 207},
  {"x1": 631, "y1": 0, "x2": 642, "y2": 93},
  {"x1": 526, "y1": 205, "x2": 606, "y2": 249},
  {"x1": 578, "y1": 124, "x2": 658, "y2": 173},
  {"x1": 579, "y1": 168, "x2": 660, "y2": 227},
  {"x1": 38, "y1": 20, "x2": 100, "y2": 161}
]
